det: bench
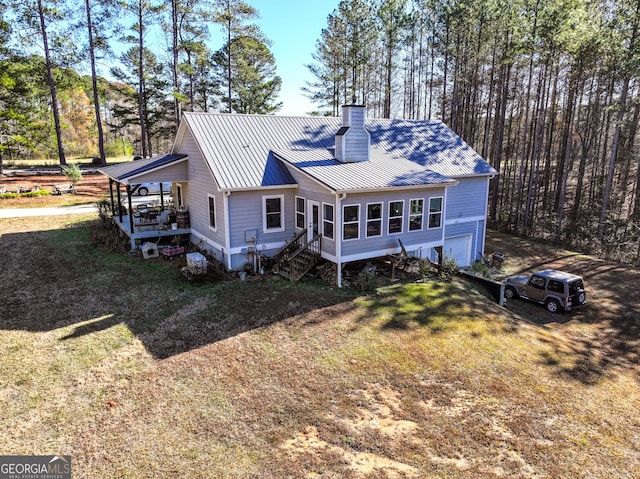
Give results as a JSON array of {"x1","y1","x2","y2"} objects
[{"x1": 53, "y1": 183, "x2": 77, "y2": 195}]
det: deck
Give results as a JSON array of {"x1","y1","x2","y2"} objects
[{"x1": 113, "y1": 212, "x2": 191, "y2": 249}]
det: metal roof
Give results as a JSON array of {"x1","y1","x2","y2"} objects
[
  {"x1": 271, "y1": 148, "x2": 455, "y2": 192},
  {"x1": 98, "y1": 154, "x2": 188, "y2": 182},
  {"x1": 179, "y1": 112, "x2": 496, "y2": 191}
]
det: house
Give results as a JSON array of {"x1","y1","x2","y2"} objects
[{"x1": 99, "y1": 104, "x2": 497, "y2": 286}]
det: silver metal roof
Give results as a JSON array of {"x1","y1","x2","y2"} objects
[
  {"x1": 179, "y1": 112, "x2": 495, "y2": 191},
  {"x1": 271, "y1": 148, "x2": 455, "y2": 192}
]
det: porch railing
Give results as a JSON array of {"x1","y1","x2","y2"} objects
[{"x1": 274, "y1": 229, "x2": 322, "y2": 281}]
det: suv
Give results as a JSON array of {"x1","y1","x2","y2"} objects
[{"x1": 504, "y1": 269, "x2": 586, "y2": 313}]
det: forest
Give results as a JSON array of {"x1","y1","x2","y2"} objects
[{"x1": 1, "y1": 0, "x2": 639, "y2": 264}]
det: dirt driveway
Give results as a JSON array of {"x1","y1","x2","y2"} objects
[{"x1": 485, "y1": 231, "x2": 639, "y2": 377}]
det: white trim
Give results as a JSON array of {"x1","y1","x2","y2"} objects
[
  {"x1": 228, "y1": 240, "x2": 285, "y2": 255},
  {"x1": 444, "y1": 215, "x2": 487, "y2": 226},
  {"x1": 295, "y1": 195, "x2": 305, "y2": 230},
  {"x1": 340, "y1": 240, "x2": 443, "y2": 264},
  {"x1": 207, "y1": 193, "x2": 217, "y2": 232},
  {"x1": 262, "y1": 194, "x2": 285, "y2": 233},
  {"x1": 366, "y1": 201, "x2": 383, "y2": 238},
  {"x1": 223, "y1": 192, "x2": 232, "y2": 270},
  {"x1": 190, "y1": 228, "x2": 226, "y2": 255},
  {"x1": 387, "y1": 200, "x2": 404, "y2": 235},
  {"x1": 322, "y1": 202, "x2": 335, "y2": 240},
  {"x1": 408, "y1": 198, "x2": 424, "y2": 232},
  {"x1": 307, "y1": 200, "x2": 320, "y2": 242},
  {"x1": 428, "y1": 196, "x2": 443, "y2": 229},
  {"x1": 342, "y1": 204, "x2": 360, "y2": 241}
]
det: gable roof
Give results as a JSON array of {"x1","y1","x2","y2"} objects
[
  {"x1": 98, "y1": 154, "x2": 187, "y2": 182},
  {"x1": 177, "y1": 112, "x2": 496, "y2": 191},
  {"x1": 271, "y1": 148, "x2": 455, "y2": 193}
]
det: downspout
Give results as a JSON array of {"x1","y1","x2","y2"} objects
[
  {"x1": 336, "y1": 192, "x2": 347, "y2": 287},
  {"x1": 224, "y1": 190, "x2": 232, "y2": 271}
]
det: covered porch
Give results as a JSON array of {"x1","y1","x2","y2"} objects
[{"x1": 97, "y1": 154, "x2": 190, "y2": 249}]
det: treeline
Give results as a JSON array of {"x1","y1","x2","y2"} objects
[
  {"x1": 0, "y1": 0, "x2": 281, "y2": 166},
  {"x1": 305, "y1": 0, "x2": 640, "y2": 264}
]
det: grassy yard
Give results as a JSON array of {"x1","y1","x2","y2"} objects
[{"x1": 0, "y1": 215, "x2": 638, "y2": 478}]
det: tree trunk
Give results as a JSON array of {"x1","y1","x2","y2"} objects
[
  {"x1": 137, "y1": 0, "x2": 148, "y2": 158},
  {"x1": 37, "y1": 0, "x2": 66, "y2": 165},
  {"x1": 85, "y1": 0, "x2": 106, "y2": 166}
]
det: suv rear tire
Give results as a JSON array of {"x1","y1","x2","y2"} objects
[{"x1": 545, "y1": 299, "x2": 560, "y2": 313}]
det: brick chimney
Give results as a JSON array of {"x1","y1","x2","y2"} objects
[{"x1": 335, "y1": 103, "x2": 370, "y2": 163}]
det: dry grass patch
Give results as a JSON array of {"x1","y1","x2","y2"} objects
[{"x1": 0, "y1": 217, "x2": 639, "y2": 478}]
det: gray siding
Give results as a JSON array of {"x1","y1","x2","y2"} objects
[
  {"x1": 130, "y1": 161, "x2": 188, "y2": 183},
  {"x1": 228, "y1": 188, "x2": 296, "y2": 249},
  {"x1": 176, "y1": 129, "x2": 227, "y2": 256},
  {"x1": 286, "y1": 170, "x2": 338, "y2": 258},
  {"x1": 445, "y1": 177, "x2": 489, "y2": 221},
  {"x1": 340, "y1": 188, "x2": 446, "y2": 260}
]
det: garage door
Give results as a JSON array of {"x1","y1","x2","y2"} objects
[{"x1": 444, "y1": 234, "x2": 472, "y2": 267}]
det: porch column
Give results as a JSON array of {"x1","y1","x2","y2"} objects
[{"x1": 126, "y1": 184, "x2": 134, "y2": 235}]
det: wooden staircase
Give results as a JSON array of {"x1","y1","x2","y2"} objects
[{"x1": 274, "y1": 229, "x2": 322, "y2": 281}]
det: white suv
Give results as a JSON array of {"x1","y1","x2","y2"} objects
[{"x1": 504, "y1": 269, "x2": 587, "y2": 313}]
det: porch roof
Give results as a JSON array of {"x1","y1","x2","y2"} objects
[{"x1": 97, "y1": 154, "x2": 188, "y2": 183}]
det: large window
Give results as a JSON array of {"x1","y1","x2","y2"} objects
[
  {"x1": 295, "y1": 196, "x2": 305, "y2": 229},
  {"x1": 409, "y1": 199, "x2": 424, "y2": 231},
  {"x1": 366, "y1": 202, "x2": 382, "y2": 237},
  {"x1": 208, "y1": 194, "x2": 217, "y2": 231},
  {"x1": 263, "y1": 195, "x2": 284, "y2": 232},
  {"x1": 428, "y1": 197, "x2": 443, "y2": 228},
  {"x1": 388, "y1": 200, "x2": 404, "y2": 234},
  {"x1": 323, "y1": 203, "x2": 334, "y2": 240},
  {"x1": 343, "y1": 204, "x2": 360, "y2": 240}
]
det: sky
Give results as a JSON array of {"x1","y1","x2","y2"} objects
[{"x1": 247, "y1": 0, "x2": 340, "y2": 116}]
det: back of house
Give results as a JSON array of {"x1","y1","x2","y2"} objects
[{"x1": 169, "y1": 104, "x2": 496, "y2": 284}]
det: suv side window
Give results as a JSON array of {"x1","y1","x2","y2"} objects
[
  {"x1": 530, "y1": 276, "x2": 546, "y2": 289},
  {"x1": 547, "y1": 280, "x2": 564, "y2": 293}
]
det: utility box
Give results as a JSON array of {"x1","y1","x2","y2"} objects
[
  {"x1": 141, "y1": 242, "x2": 159, "y2": 259},
  {"x1": 244, "y1": 230, "x2": 258, "y2": 242}
]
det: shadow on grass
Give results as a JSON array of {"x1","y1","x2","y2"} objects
[
  {"x1": 0, "y1": 222, "x2": 355, "y2": 359},
  {"x1": 352, "y1": 280, "x2": 503, "y2": 335},
  {"x1": 486, "y1": 231, "x2": 640, "y2": 384}
]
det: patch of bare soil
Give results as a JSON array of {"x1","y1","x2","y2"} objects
[{"x1": 0, "y1": 171, "x2": 110, "y2": 207}]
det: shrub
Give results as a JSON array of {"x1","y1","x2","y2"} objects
[{"x1": 61, "y1": 163, "x2": 83, "y2": 184}]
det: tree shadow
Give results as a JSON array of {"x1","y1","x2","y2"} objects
[
  {"x1": 0, "y1": 224, "x2": 355, "y2": 360},
  {"x1": 486, "y1": 231, "x2": 640, "y2": 385}
]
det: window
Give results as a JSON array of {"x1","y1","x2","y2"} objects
[
  {"x1": 409, "y1": 199, "x2": 424, "y2": 231},
  {"x1": 388, "y1": 200, "x2": 403, "y2": 234},
  {"x1": 263, "y1": 195, "x2": 284, "y2": 232},
  {"x1": 296, "y1": 196, "x2": 305, "y2": 229},
  {"x1": 366, "y1": 203, "x2": 382, "y2": 237},
  {"x1": 530, "y1": 276, "x2": 546, "y2": 289},
  {"x1": 343, "y1": 204, "x2": 360, "y2": 240},
  {"x1": 428, "y1": 197, "x2": 443, "y2": 228},
  {"x1": 323, "y1": 203, "x2": 334, "y2": 240},
  {"x1": 207, "y1": 194, "x2": 217, "y2": 230}
]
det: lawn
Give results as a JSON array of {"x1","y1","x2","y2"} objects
[{"x1": 0, "y1": 214, "x2": 638, "y2": 478}]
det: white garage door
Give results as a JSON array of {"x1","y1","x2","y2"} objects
[{"x1": 444, "y1": 234, "x2": 472, "y2": 267}]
